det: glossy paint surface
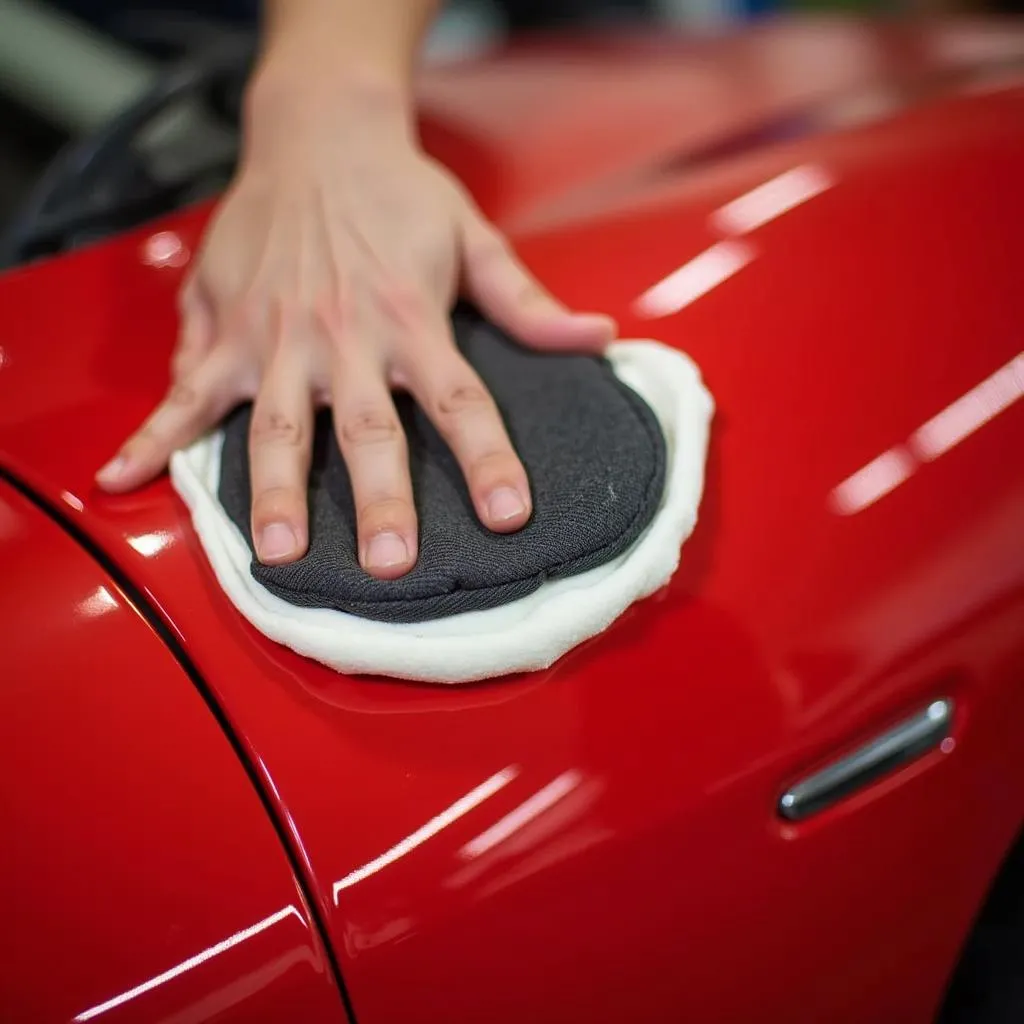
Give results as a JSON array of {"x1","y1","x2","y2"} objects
[
  {"x1": 1, "y1": 21, "x2": 1023, "y2": 1024},
  {"x1": 0, "y1": 481, "x2": 345, "y2": 1022}
]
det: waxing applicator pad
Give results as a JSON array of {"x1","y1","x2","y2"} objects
[{"x1": 170, "y1": 312, "x2": 713, "y2": 682}]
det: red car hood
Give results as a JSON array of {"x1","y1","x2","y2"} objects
[{"x1": 1, "y1": 20, "x2": 1023, "y2": 1024}]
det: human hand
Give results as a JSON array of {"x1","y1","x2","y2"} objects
[{"x1": 96, "y1": 84, "x2": 615, "y2": 579}]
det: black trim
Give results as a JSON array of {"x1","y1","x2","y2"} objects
[{"x1": 0, "y1": 465, "x2": 358, "y2": 1024}]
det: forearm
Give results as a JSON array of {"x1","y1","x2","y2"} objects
[{"x1": 248, "y1": 0, "x2": 442, "y2": 142}]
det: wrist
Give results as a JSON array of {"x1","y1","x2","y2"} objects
[
  {"x1": 243, "y1": 59, "x2": 416, "y2": 161},
  {"x1": 257, "y1": 0, "x2": 425, "y2": 87}
]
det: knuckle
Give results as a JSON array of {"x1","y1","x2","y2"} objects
[
  {"x1": 358, "y1": 496, "x2": 414, "y2": 529},
  {"x1": 475, "y1": 448, "x2": 518, "y2": 472},
  {"x1": 251, "y1": 410, "x2": 304, "y2": 447},
  {"x1": 166, "y1": 380, "x2": 200, "y2": 408},
  {"x1": 469, "y1": 450, "x2": 521, "y2": 487},
  {"x1": 340, "y1": 408, "x2": 401, "y2": 447},
  {"x1": 168, "y1": 375, "x2": 220, "y2": 422},
  {"x1": 251, "y1": 485, "x2": 302, "y2": 523},
  {"x1": 145, "y1": 370, "x2": 225, "y2": 442},
  {"x1": 433, "y1": 381, "x2": 492, "y2": 420}
]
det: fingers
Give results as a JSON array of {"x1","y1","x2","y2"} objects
[
  {"x1": 332, "y1": 347, "x2": 418, "y2": 580},
  {"x1": 403, "y1": 319, "x2": 532, "y2": 535},
  {"x1": 96, "y1": 346, "x2": 243, "y2": 493},
  {"x1": 248, "y1": 344, "x2": 314, "y2": 566},
  {"x1": 461, "y1": 213, "x2": 616, "y2": 352}
]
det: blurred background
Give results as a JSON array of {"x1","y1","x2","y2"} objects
[{"x1": 0, "y1": 0, "x2": 1021, "y2": 259}]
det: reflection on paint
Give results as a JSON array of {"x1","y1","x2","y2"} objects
[
  {"x1": 141, "y1": 231, "x2": 190, "y2": 269},
  {"x1": 830, "y1": 447, "x2": 915, "y2": 515},
  {"x1": 61, "y1": 490, "x2": 85, "y2": 513},
  {"x1": 633, "y1": 163, "x2": 831, "y2": 320},
  {"x1": 461, "y1": 770, "x2": 583, "y2": 860},
  {"x1": 74, "y1": 906, "x2": 303, "y2": 1021},
  {"x1": 332, "y1": 766, "x2": 518, "y2": 900},
  {"x1": 830, "y1": 352, "x2": 1023, "y2": 515},
  {"x1": 77, "y1": 585, "x2": 119, "y2": 619},
  {"x1": 127, "y1": 531, "x2": 174, "y2": 557},
  {"x1": 711, "y1": 164, "x2": 833, "y2": 236},
  {"x1": 634, "y1": 240, "x2": 753, "y2": 319},
  {"x1": 910, "y1": 352, "x2": 1024, "y2": 461}
]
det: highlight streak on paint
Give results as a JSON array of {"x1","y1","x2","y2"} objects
[
  {"x1": 460, "y1": 770, "x2": 583, "y2": 860},
  {"x1": 333, "y1": 766, "x2": 518, "y2": 900},
  {"x1": 711, "y1": 164, "x2": 833, "y2": 236},
  {"x1": 634, "y1": 240, "x2": 753, "y2": 319},
  {"x1": 830, "y1": 447, "x2": 916, "y2": 515},
  {"x1": 830, "y1": 352, "x2": 1023, "y2": 515},
  {"x1": 910, "y1": 352, "x2": 1024, "y2": 461},
  {"x1": 74, "y1": 906, "x2": 303, "y2": 1021}
]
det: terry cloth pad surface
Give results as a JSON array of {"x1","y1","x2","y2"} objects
[
  {"x1": 170, "y1": 338, "x2": 714, "y2": 683},
  {"x1": 217, "y1": 317, "x2": 666, "y2": 623}
]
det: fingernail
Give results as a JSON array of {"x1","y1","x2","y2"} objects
[
  {"x1": 96, "y1": 454, "x2": 129, "y2": 486},
  {"x1": 258, "y1": 522, "x2": 298, "y2": 563},
  {"x1": 366, "y1": 531, "x2": 410, "y2": 571},
  {"x1": 487, "y1": 486, "x2": 527, "y2": 523}
]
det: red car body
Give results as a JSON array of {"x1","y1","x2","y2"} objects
[{"x1": 1, "y1": 19, "x2": 1023, "y2": 1024}]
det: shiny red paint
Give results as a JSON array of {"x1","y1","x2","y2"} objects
[
  {"x1": 0, "y1": 481, "x2": 346, "y2": 1022},
  {"x1": 1, "y1": 20, "x2": 1023, "y2": 1024}
]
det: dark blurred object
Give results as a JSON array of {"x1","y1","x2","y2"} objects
[
  {"x1": 0, "y1": 96, "x2": 66, "y2": 230},
  {"x1": 51, "y1": 0, "x2": 259, "y2": 36},
  {"x1": 52, "y1": 0, "x2": 656, "y2": 41},
  {"x1": 500, "y1": 0, "x2": 654, "y2": 27},
  {"x1": 0, "y1": 20, "x2": 251, "y2": 268}
]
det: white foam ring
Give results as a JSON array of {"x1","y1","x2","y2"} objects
[{"x1": 170, "y1": 341, "x2": 714, "y2": 683}]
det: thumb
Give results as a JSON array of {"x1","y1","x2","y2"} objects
[{"x1": 460, "y1": 211, "x2": 616, "y2": 353}]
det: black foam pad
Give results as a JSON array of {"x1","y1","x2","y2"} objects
[{"x1": 218, "y1": 310, "x2": 666, "y2": 623}]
